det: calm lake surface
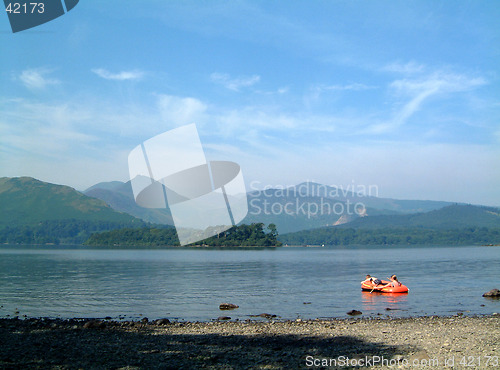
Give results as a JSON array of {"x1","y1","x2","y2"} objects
[{"x1": 0, "y1": 245, "x2": 498, "y2": 321}]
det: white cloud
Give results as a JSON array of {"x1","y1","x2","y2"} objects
[
  {"x1": 0, "y1": 100, "x2": 98, "y2": 159},
  {"x1": 210, "y1": 72, "x2": 260, "y2": 91},
  {"x1": 92, "y1": 68, "x2": 144, "y2": 81},
  {"x1": 2, "y1": 84, "x2": 498, "y2": 205},
  {"x1": 390, "y1": 73, "x2": 486, "y2": 95},
  {"x1": 255, "y1": 86, "x2": 289, "y2": 95},
  {"x1": 306, "y1": 83, "x2": 377, "y2": 105},
  {"x1": 19, "y1": 68, "x2": 59, "y2": 90},
  {"x1": 366, "y1": 72, "x2": 487, "y2": 134},
  {"x1": 157, "y1": 94, "x2": 208, "y2": 126},
  {"x1": 320, "y1": 83, "x2": 376, "y2": 91},
  {"x1": 383, "y1": 61, "x2": 426, "y2": 74}
]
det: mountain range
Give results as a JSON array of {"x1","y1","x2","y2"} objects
[
  {"x1": 1, "y1": 176, "x2": 499, "y2": 245},
  {"x1": 242, "y1": 182, "x2": 456, "y2": 233},
  {"x1": 83, "y1": 180, "x2": 458, "y2": 234}
]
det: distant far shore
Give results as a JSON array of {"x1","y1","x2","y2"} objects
[
  {"x1": 3, "y1": 243, "x2": 500, "y2": 248},
  {"x1": 0, "y1": 315, "x2": 498, "y2": 369}
]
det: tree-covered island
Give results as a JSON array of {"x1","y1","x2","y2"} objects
[{"x1": 85, "y1": 223, "x2": 282, "y2": 247}]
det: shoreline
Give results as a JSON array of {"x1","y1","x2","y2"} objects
[
  {"x1": 3, "y1": 243, "x2": 500, "y2": 249},
  {"x1": 1, "y1": 315, "x2": 498, "y2": 369}
]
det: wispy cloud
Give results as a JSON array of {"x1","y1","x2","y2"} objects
[
  {"x1": 305, "y1": 82, "x2": 377, "y2": 105},
  {"x1": 366, "y1": 72, "x2": 487, "y2": 134},
  {"x1": 92, "y1": 68, "x2": 145, "y2": 81},
  {"x1": 18, "y1": 68, "x2": 60, "y2": 90},
  {"x1": 319, "y1": 83, "x2": 376, "y2": 91},
  {"x1": 390, "y1": 73, "x2": 486, "y2": 95},
  {"x1": 255, "y1": 86, "x2": 289, "y2": 96},
  {"x1": 210, "y1": 72, "x2": 260, "y2": 91},
  {"x1": 0, "y1": 99, "x2": 96, "y2": 151},
  {"x1": 2, "y1": 86, "x2": 498, "y2": 204},
  {"x1": 383, "y1": 61, "x2": 425, "y2": 74}
]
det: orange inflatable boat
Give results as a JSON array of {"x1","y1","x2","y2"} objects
[{"x1": 361, "y1": 280, "x2": 409, "y2": 293}]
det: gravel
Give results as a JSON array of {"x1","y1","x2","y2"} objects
[{"x1": 0, "y1": 315, "x2": 498, "y2": 369}]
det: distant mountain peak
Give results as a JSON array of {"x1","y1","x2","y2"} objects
[{"x1": 84, "y1": 180, "x2": 127, "y2": 193}]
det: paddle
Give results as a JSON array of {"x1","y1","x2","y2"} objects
[
  {"x1": 370, "y1": 279, "x2": 391, "y2": 293},
  {"x1": 369, "y1": 280, "x2": 383, "y2": 293}
]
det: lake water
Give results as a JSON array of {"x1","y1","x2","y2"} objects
[{"x1": 0, "y1": 245, "x2": 498, "y2": 321}]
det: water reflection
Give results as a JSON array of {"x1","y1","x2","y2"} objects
[{"x1": 361, "y1": 291, "x2": 409, "y2": 315}]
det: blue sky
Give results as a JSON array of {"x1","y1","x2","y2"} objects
[{"x1": 1, "y1": 1, "x2": 499, "y2": 205}]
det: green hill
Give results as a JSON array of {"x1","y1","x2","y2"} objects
[
  {"x1": 279, "y1": 204, "x2": 500, "y2": 246},
  {"x1": 0, "y1": 177, "x2": 138, "y2": 227},
  {"x1": 0, "y1": 177, "x2": 145, "y2": 244},
  {"x1": 337, "y1": 204, "x2": 500, "y2": 229},
  {"x1": 279, "y1": 226, "x2": 500, "y2": 246}
]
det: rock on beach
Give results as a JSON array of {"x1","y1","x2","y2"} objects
[
  {"x1": 347, "y1": 309, "x2": 362, "y2": 316},
  {"x1": 154, "y1": 318, "x2": 171, "y2": 325},
  {"x1": 219, "y1": 303, "x2": 239, "y2": 310},
  {"x1": 483, "y1": 288, "x2": 500, "y2": 297},
  {"x1": 82, "y1": 320, "x2": 106, "y2": 329}
]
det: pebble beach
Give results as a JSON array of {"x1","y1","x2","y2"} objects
[{"x1": 0, "y1": 315, "x2": 498, "y2": 369}]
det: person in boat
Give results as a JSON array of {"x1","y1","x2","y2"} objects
[
  {"x1": 380, "y1": 274, "x2": 402, "y2": 288},
  {"x1": 362, "y1": 274, "x2": 382, "y2": 286}
]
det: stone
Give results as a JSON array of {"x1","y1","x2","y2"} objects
[
  {"x1": 482, "y1": 289, "x2": 500, "y2": 297},
  {"x1": 83, "y1": 320, "x2": 106, "y2": 329},
  {"x1": 217, "y1": 316, "x2": 231, "y2": 321},
  {"x1": 347, "y1": 310, "x2": 362, "y2": 316},
  {"x1": 219, "y1": 303, "x2": 239, "y2": 310},
  {"x1": 257, "y1": 313, "x2": 276, "y2": 319},
  {"x1": 154, "y1": 318, "x2": 170, "y2": 326}
]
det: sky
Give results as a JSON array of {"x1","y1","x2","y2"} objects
[{"x1": 1, "y1": 1, "x2": 499, "y2": 206}]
